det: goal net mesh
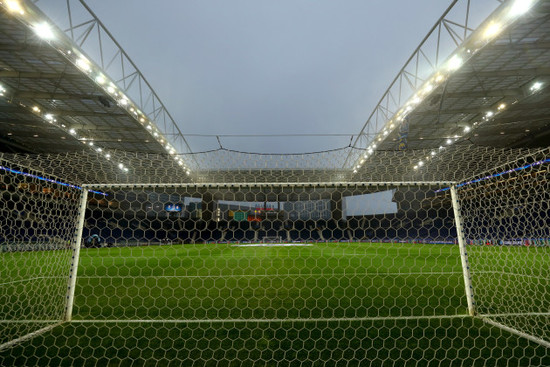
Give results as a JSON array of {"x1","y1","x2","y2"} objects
[{"x1": 0, "y1": 145, "x2": 549, "y2": 365}]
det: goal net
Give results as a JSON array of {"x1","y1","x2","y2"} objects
[{"x1": 0, "y1": 146, "x2": 549, "y2": 365}]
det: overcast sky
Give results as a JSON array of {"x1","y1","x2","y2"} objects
[{"x1": 83, "y1": 1, "x2": 455, "y2": 154}]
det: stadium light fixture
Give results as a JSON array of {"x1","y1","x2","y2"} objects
[
  {"x1": 446, "y1": 138, "x2": 452, "y2": 145},
  {"x1": 32, "y1": 106, "x2": 40, "y2": 113},
  {"x1": 44, "y1": 113, "x2": 54, "y2": 121},
  {"x1": 6, "y1": 0, "x2": 24, "y2": 15},
  {"x1": 464, "y1": 126, "x2": 471, "y2": 133},
  {"x1": 107, "y1": 86, "x2": 116, "y2": 94},
  {"x1": 484, "y1": 22, "x2": 501, "y2": 39},
  {"x1": 447, "y1": 55, "x2": 463, "y2": 71},
  {"x1": 510, "y1": 0, "x2": 535, "y2": 16},
  {"x1": 95, "y1": 75, "x2": 106, "y2": 85},
  {"x1": 76, "y1": 57, "x2": 91, "y2": 73},
  {"x1": 33, "y1": 22, "x2": 55, "y2": 40},
  {"x1": 69, "y1": 128, "x2": 76, "y2": 135},
  {"x1": 530, "y1": 81, "x2": 543, "y2": 91},
  {"x1": 498, "y1": 103, "x2": 507, "y2": 110}
]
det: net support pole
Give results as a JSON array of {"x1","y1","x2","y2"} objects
[
  {"x1": 450, "y1": 185, "x2": 476, "y2": 316},
  {"x1": 64, "y1": 188, "x2": 88, "y2": 321}
]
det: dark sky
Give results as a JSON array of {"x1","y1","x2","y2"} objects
[{"x1": 86, "y1": 1, "x2": 454, "y2": 153}]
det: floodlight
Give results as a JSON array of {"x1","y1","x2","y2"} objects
[
  {"x1": 484, "y1": 22, "x2": 501, "y2": 39},
  {"x1": 33, "y1": 22, "x2": 55, "y2": 40},
  {"x1": 6, "y1": 0, "x2": 24, "y2": 14},
  {"x1": 510, "y1": 0, "x2": 535, "y2": 16},
  {"x1": 446, "y1": 139, "x2": 452, "y2": 145},
  {"x1": 95, "y1": 75, "x2": 106, "y2": 85},
  {"x1": 447, "y1": 55, "x2": 463, "y2": 71},
  {"x1": 464, "y1": 126, "x2": 471, "y2": 133},
  {"x1": 530, "y1": 81, "x2": 543, "y2": 91},
  {"x1": 76, "y1": 57, "x2": 91, "y2": 72}
]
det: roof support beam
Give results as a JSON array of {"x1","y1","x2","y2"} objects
[
  {"x1": 14, "y1": 91, "x2": 102, "y2": 100},
  {"x1": 0, "y1": 106, "x2": 126, "y2": 118},
  {"x1": 456, "y1": 67, "x2": 550, "y2": 78},
  {"x1": 0, "y1": 71, "x2": 82, "y2": 79}
]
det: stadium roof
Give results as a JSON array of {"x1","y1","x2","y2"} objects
[{"x1": 0, "y1": 0, "x2": 549, "y2": 180}]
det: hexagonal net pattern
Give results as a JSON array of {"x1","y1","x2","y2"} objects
[{"x1": 0, "y1": 147, "x2": 549, "y2": 365}]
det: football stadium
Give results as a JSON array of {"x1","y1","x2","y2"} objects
[{"x1": 1, "y1": 0, "x2": 549, "y2": 365}]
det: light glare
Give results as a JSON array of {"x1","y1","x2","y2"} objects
[
  {"x1": 6, "y1": 0, "x2": 24, "y2": 14},
  {"x1": 447, "y1": 55, "x2": 463, "y2": 71},
  {"x1": 484, "y1": 22, "x2": 501, "y2": 39},
  {"x1": 510, "y1": 0, "x2": 535, "y2": 16},
  {"x1": 33, "y1": 22, "x2": 55, "y2": 40}
]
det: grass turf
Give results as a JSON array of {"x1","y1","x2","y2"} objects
[{"x1": 1, "y1": 242, "x2": 549, "y2": 365}]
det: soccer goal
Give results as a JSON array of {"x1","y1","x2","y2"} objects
[{"x1": 1, "y1": 146, "x2": 549, "y2": 365}]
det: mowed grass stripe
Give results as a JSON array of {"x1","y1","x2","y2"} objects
[{"x1": 73, "y1": 242, "x2": 466, "y2": 321}]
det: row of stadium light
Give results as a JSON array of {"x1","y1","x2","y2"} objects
[
  {"x1": 412, "y1": 79, "x2": 544, "y2": 171},
  {"x1": 0, "y1": 80, "x2": 132, "y2": 173},
  {"x1": 1, "y1": 0, "x2": 191, "y2": 176},
  {"x1": 352, "y1": 0, "x2": 540, "y2": 175}
]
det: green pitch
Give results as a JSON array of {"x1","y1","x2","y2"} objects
[{"x1": 1, "y1": 242, "x2": 548, "y2": 366}]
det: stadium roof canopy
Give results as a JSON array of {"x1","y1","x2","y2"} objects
[{"x1": 0, "y1": 0, "x2": 549, "y2": 181}]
